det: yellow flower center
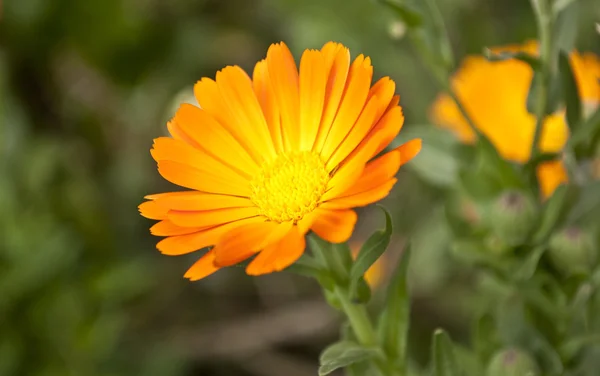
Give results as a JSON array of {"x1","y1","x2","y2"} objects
[{"x1": 250, "y1": 151, "x2": 330, "y2": 223}]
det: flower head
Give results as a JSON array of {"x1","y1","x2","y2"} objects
[
  {"x1": 140, "y1": 42, "x2": 421, "y2": 280},
  {"x1": 431, "y1": 41, "x2": 600, "y2": 197}
]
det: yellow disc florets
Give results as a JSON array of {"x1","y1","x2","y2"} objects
[{"x1": 250, "y1": 151, "x2": 330, "y2": 223}]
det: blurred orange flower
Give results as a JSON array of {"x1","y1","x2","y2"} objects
[
  {"x1": 431, "y1": 41, "x2": 600, "y2": 197},
  {"x1": 140, "y1": 42, "x2": 421, "y2": 281}
]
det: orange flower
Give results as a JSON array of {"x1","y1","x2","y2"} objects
[
  {"x1": 431, "y1": 41, "x2": 600, "y2": 197},
  {"x1": 139, "y1": 42, "x2": 421, "y2": 281}
]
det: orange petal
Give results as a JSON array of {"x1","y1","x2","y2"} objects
[
  {"x1": 337, "y1": 149, "x2": 401, "y2": 198},
  {"x1": 299, "y1": 49, "x2": 327, "y2": 150},
  {"x1": 213, "y1": 220, "x2": 293, "y2": 267},
  {"x1": 369, "y1": 77, "x2": 396, "y2": 122},
  {"x1": 215, "y1": 66, "x2": 277, "y2": 160},
  {"x1": 320, "y1": 55, "x2": 373, "y2": 160},
  {"x1": 246, "y1": 226, "x2": 306, "y2": 275},
  {"x1": 184, "y1": 250, "x2": 220, "y2": 281},
  {"x1": 321, "y1": 179, "x2": 398, "y2": 210},
  {"x1": 146, "y1": 191, "x2": 253, "y2": 212},
  {"x1": 150, "y1": 220, "x2": 205, "y2": 236},
  {"x1": 157, "y1": 160, "x2": 251, "y2": 197},
  {"x1": 267, "y1": 43, "x2": 300, "y2": 150},
  {"x1": 139, "y1": 200, "x2": 168, "y2": 220},
  {"x1": 326, "y1": 94, "x2": 380, "y2": 170},
  {"x1": 313, "y1": 43, "x2": 351, "y2": 152},
  {"x1": 171, "y1": 104, "x2": 259, "y2": 175},
  {"x1": 156, "y1": 217, "x2": 264, "y2": 255},
  {"x1": 167, "y1": 207, "x2": 260, "y2": 228},
  {"x1": 321, "y1": 129, "x2": 388, "y2": 201},
  {"x1": 253, "y1": 59, "x2": 284, "y2": 152},
  {"x1": 398, "y1": 138, "x2": 422, "y2": 165},
  {"x1": 151, "y1": 137, "x2": 249, "y2": 186},
  {"x1": 537, "y1": 160, "x2": 568, "y2": 199},
  {"x1": 310, "y1": 208, "x2": 357, "y2": 243},
  {"x1": 194, "y1": 76, "x2": 273, "y2": 164}
]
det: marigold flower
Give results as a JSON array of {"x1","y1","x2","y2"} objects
[
  {"x1": 431, "y1": 41, "x2": 600, "y2": 197},
  {"x1": 139, "y1": 42, "x2": 421, "y2": 280}
]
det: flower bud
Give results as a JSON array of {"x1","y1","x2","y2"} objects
[
  {"x1": 548, "y1": 227, "x2": 597, "y2": 276},
  {"x1": 489, "y1": 191, "x2": 538, "y2": 245},
  {"x1": 486, "y1": 348, "x2": 540, "y2": 376}
]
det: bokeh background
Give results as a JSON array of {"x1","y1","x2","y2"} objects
[{"x1": 1, "y1": 0, "x2": 599, "y2": 375}]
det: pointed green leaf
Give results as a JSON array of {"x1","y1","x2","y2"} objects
[
  {"x1": 559, "y1": 51, "x2": 582, "y2": 130},
  {"x1": 532, "y1": 184, "x2": 580, "y2": 243},
  {"x1": 513, "y1": 246, "x2": 547, "y2": 282},
  {"x1": 432, "y1": 329, "x2": 463, "y2": 376},
  {"x1": 553, "y1": 0, "x2": 579, "y2": 51},
  {"x1": 378, "y1": 244, "x2": 411, "y2": 367},
  {"x1": 483, "y1": 49, "x2": 542, "y2": 70},
  {"x1": 318, "y1": 341, "x2": 379, "y2": 376},
  {"x1": 473, "y1": 313, "x2": 500, "y2": 363},
  {"x1": 349, "y1": 207, "x2": 392, "y2": 297},
  {"x1": 569, "y1": 105, "x2": 600, "y2": 149},
  {"x1": 566, "y1": 181, "x2": 600, "y2": 225},
  {"x1": 380, "y1": 0, "x2": 423, "y2": 28}
]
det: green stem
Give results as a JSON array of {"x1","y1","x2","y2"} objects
[
  {"x1": 529, "y1": 0, "x2": 554, "y2": 158},
  {"x1": 334, "y1": 286, "x2": 377, "y2": 346}
]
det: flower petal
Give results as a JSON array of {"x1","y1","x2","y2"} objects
[
  {"x1": 157, "y1": 160, "x2": 251, "y2": 196},
  {"x1": 313, "y1": 42, "x2": 351, "y2": 152},
  {"x1": 151, "y1": 137, "x2": 249, "y2": 185},
  {"x1": 319, "y1": 55, "x2": 373, "y2": 160},
  {"x1": 213, "y1": 220, "x2": 293, "y2": 267},
  {"x1": 246, "y1": 226, "x2": 305, "y2": 275},
  {"x1": 215, "y1": 66, "x2": 277, "y2": 160},
  {"x1": 139, "y1": 200, "x2": 168, "y2": 220},
  {"x1": 310, "y1": 208, "x2": 357, "y2": 243},
  {"x1": 146, "y1": 191, "x2": 254, "y2": 212},
  {"x1": 253, "y1": 59, "x2": 284, "y2": 152},
  {"x1": 267, "y1": 42, "x2": 300, "y2": 150},
  {"x1": 184, "y1": 250, "x2": 220, "y2": 281},
  {"x1": 167, "y1": 207, "x2": 260, "y2": 228},
  {"x1": 150, "y1": 220, "x2": 204, "y2": 236},
  {"x1": 299, "y1": 49, "x2": 327, "y2": 150},
  {"x1": 537, "y1": 160, "x2": 568, "y2": 199},
  {"x1": 170, "y1": 104, "x2": 259, "y2": 175},
  {"x1": 156, "y1": 217, "x2": 264, "y2": 255},
  {"x1": 321, "y1": 179, "x2": 398, "y2": 210}
]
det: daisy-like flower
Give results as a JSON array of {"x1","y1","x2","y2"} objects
[
  {"x1": 139, "y1": 42, "x2": 421, "y2": 280},
  {"x1": 431, "y1": 41, "x2": 600, "y2": 198}
]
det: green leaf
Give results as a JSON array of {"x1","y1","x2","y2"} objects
[
  {"x1": 473, "y1": 313, "x2": 500, "y2": 363},
  {"x1": 349, "y1": 207, "x2": 392, "y2": 297},
  {"x1": 483, "y1": 48, "x2": 542, "y2": 70},
  {"x1": 513, "y1": 246, "x2": 547, "y2": 282},
  {"x1": 566, "y1": 181, "x2": 600, "y2": 225},
  {"x1": 377, "y1": 244, "x2": 411, "y2": 367},
  {"x1": 527, "y1": 71, "x2": 543, "y2": 114},
  {"x1": 553, "y1": 0, "x2": 580, "y2": 51},
  {"x1": 285, "y1": 254, "x2": 336, "y2": 290},
  {"x1": 432, "y1": 329, "x2": 463, "y2": 376},
  {"x1": 318, "y1": 341, "x2": 379, "y2": 376},
  {"x1": 559, "y1": 51, "x2": 582, "y2": 130},
  {"x1": 380, "y1": 0, "x2": 423, "y2": 28},
  {"x1": 532, "y1": 184, "x2": 580, "y2": 243}
]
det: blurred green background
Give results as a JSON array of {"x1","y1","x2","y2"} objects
[{"x1": 1, "y1": 0, "x2": 599, "y2": 375}]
